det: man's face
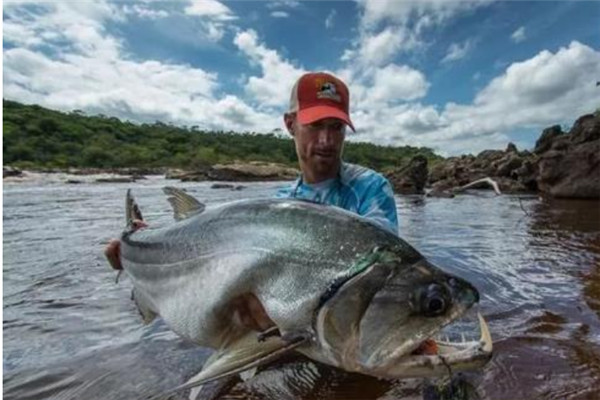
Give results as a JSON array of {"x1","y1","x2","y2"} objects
[{"x1": 285, "y1": 113, "x2": 346, "y2": 183}]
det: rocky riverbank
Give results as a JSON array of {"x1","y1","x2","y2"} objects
[
  {"x1": 385, "y1": 112, "x2": 600, "y2": 199},
  {"x1": 3, "y1": 162, "x2": 299, "y2": 184},
  {"x1": 164, "y1": 161, "x2": 298, "y2": 182},
  {"x1": 5, "y1": 113, "x2": 598, "y2": 199}
]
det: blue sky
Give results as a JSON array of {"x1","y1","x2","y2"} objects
[{"x1": 3, "y1": 0, "x2": 599, "y2": 156}]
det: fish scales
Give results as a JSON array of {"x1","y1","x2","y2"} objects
[{"x1": 121, "y1": 199, "x2": 407, "y2": 347}]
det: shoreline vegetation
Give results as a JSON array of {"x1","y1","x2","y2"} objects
[
  {"x1": 3, "y1": 100, "x2": 599, "y2": 199},
  {"x1": 2, "y1": 99, "x2": 439, "y2": 173}
]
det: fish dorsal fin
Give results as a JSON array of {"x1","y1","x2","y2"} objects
[
  {"x1": 162, "y1": 186, "x2": 205, "y2": 221},
  {"x1": 144, "y1": 332, "x2": 306, "y2": 400},
  {"x1": 125, "y1": 189, "x2": 144, "y2": 227}
]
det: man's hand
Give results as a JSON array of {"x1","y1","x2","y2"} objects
[
  {"x1": 105, "y1": 239, "x2": 122, "y2": 270},
  {"x1": 104, "y1": 219, "x2": 148, "y2": 270}
]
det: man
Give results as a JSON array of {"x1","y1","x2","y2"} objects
[
  {"x1": 276, "y1": 71, "x2": 398, "y2": 234},
  {"x1": 105, "y1": 71, "x2": 398, "y2": 270}
]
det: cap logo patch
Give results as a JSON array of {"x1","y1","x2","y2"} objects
[{"x1": 315, "y1": 80, "x2": 341, "y2": 102}]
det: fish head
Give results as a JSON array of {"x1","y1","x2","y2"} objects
[{"x1": 312, "y1": 245, "x2": 492, "y2": 378}]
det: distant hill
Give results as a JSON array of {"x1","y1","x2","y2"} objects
[{"x1": 2, "y1": 100, "x2": 441, "y2": 171}]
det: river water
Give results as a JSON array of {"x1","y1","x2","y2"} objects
[{"x1": 3, "y1": 175, "x2": 600, "y2": 399}]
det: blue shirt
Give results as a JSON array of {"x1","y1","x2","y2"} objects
[{"x1": 275, "y1": 162, "x2": 399, "y2": 235}]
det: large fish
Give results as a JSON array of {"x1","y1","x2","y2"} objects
[{"x1": 117, "y1": 187, "x2": 492, "y2": 398}]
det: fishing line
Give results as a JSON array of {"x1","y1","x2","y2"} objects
[{"x1": 115, "y1": 270, "x2": 123, "y2": 284}]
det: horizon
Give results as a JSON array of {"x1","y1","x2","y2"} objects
[
  {"x1": 3, "y1": 0, "x2": 599, "y2": 157},
  {"x1": 5, "y1": 98, "x2": 589, "y2": 160}
]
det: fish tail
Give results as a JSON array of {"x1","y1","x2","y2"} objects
[{"x1": 125, "y1": 189, "x2": 144, "y2": 231}]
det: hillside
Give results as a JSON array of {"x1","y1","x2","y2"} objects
[{"x1": 2, "y1": 100, "x2": 440, "y2": 172}]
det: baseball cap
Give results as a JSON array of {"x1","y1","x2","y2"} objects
[{"x1": 289, "y1": 72, "x2": 355, "y2": 132}]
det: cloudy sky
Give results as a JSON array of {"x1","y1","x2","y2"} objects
[{"x1": 3, "y1": 0, "x2": 599, "y2": 156}]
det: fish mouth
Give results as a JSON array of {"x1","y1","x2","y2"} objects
[{"x1": 366, "y1": 312, "x2": 493, "y2": 378}]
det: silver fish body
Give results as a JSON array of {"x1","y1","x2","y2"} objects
[{"x1": 120, "y1": 194, "x2": 492, "y2": 383}]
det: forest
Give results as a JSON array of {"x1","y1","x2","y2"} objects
[{"x1": 3, "y1": 100, "x2": 441, "y2": 171}]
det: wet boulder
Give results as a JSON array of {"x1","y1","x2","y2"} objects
[
  {"x1": 537, "y1": 113, "x2": 600, "y2": 199},
  {"x1": 386, "y1": 155, "x2": 429, "y2": 194},
  {"x1": 208, "y1": 162, "x2": 298, "y2": 181},
  {"x1": 3, "y1": 166, "x2": 23, "y2": 178},
  {"x1": 534, "y1": 125, "x2": 564, "y2": 154}
]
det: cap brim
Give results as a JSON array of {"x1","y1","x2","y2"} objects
[{"x1": 297, "y1": 105, "x2": 355, "y2": 132}]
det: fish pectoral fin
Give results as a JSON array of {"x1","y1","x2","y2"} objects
[
  {"x1": 143, "y1": 331, "x2": 307, "y2": 400},
  {"x1": 163, "y1": 186, "x2": 206, "y2": 221},
  {"x1": 257, "y1": 326, "x2": 280, "y2": 342}
]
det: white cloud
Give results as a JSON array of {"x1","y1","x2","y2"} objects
[
  {"x1": 511, "y1": 26, "x2": 526, "y2": 43},
  {"x1": 122, "y1": 4, "x2": 169, "y2": 20},
  {"x1": 418, "y1": 41, "x2": 600, "y2": 154},
  {"x1": 3, "y1": 1, "x2": 124, "y2": 60},
  {"x1": 234, "y1": 29, "x2": 305, "y2": 108},
  {"x1": 184, "y1": 0, "x2": 237, "y2": 21},
  {"x1": 365, "y1": 64, "x2": 430, "y2": 104},
  {"x1": 442, "y1": 40, "x2": 474, "y2": 63},
  {"x1": 343, "y1": 0, "x2": 490, "y2": 69},
  {"x1": 342, "y1": 26, "x2": 419, "y2": 67},
  {"x1": 270, "y1": 11, "x2": 289, "y2": 18},
  {"x1": 3, "y1": 46, "x2": 280, "y2": 132},
  {"x1": 265, "y1": 0, "x2": 301, "y2": 9},
  {"x1": 359, "y1": 0, "x2": 490, "y2": 29},
  {"x1": 343, "y1": 41, "x2": 600, "y2": 156},
  {"x1": 2, "y1": 1, "x2": 281, "y2": 133},
  {"x1": 325, "y1": 9, "x2": 336, "y2": 29},
  {"x1": 474, "y1": 41, "x2": 599, "y2": 116},
  {"x1": 183, "y1": 0, "x2": 237, "y2": 41}
]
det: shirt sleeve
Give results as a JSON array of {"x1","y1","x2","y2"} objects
[{"x1": 357, "y1": 177, "x2": 399, "y2": 236}]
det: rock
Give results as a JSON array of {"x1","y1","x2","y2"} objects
[
  {"x1": 513, "y1": 160, "x2": 538, "y2": 191},
  {"x1": 3, "y1": 166, "x2": 23, "y2": 178},
  {"x1": 168, "y1": 163, "x2": 297, "y2": 182},
  {"x1": 570, "y1": 114, "x2": 600, "y2": 144},
  {"x1": 211, "y1": 183, "x2": 247, "y2": 190},
  {"x1": 66, "y1": 179, "x2": 83, "y2": 184},
  {"x1": 428, "y1": 162, "x2": 448, "y2": 183},
  {"x1": 426, "y1": 189, "x2": 455, "y2": 198},
  {"x1": 537, "y1": 141, "x2": 600, "y2": 199},
  {"x1": 534, "y1": 125, "x2": 564, "y2": 154},
  {"x1": 550, "y1": 136, "x2": 570, "y2": 152},
  {"x1": 165, "y1": 169, "x2": 186, "y2": 180},
  {"x1": 536, "y1": 113, "x2": 600, "y2": 199},
  {"x1": 427, "y1": 180, "x2": 457, "y2": 198},
  {"x1": 506, "y1": 142, "x2": 518, "y2": 153},
  {"x1": 420, "y1": 113, "x2": 598, "y2": 198},
  {"x1": 208, "y1": 162, "x2": 298, "y2": 181},
  {"x1": 386, "y1": 155, "x2": 429, "y2": 195},
  {"x1": 495, "y1": 154, "x2": 523, "y2": 177},
  {"x1": 211, "y1": 183, "x2": 235, "y2": 189},
  {"x1": 166, "y1": 168, "x2": 210, "y2": 181},
  {"x1": 477, "y1": 149, "x2": 505, "y2": 162},
  {"x1": 95, "y1": 177, "x2": 136, "y2": 183}
]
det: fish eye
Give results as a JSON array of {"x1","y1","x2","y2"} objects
[
  {"x1": 411, "y1": 283, "x2": 451, "y2": 317},
  {"x1": 426, "y1": 295, "x2": 445, "y2": 315}
]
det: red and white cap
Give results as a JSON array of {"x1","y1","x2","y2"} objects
[{"x1": 289, "y1": 72, "x2": 355, "y2": 132}]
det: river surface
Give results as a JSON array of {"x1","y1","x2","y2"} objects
[{"x1": 3, "y1": 175, "x2": 600, "y2": 399}]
